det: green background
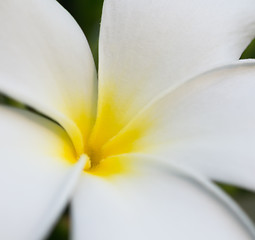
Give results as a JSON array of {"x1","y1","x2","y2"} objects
[{"x1": 59, "y1": 0, "x2": 104, "y2": 65}]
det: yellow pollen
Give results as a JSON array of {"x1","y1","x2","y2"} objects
[{"x1": 83, "y1": 156, "x2": 91, "y2": 170}]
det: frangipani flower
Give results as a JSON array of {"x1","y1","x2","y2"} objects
[{"x1": 1, "y1": 0, "x2": 255, "y2": 239}]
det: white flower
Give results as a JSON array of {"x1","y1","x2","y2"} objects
[{"x1": 0, "y1": 0, "x2": 255, "y2": 239}]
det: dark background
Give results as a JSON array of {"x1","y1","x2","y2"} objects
[{"x1": 59, "y1": 0, "x2": 104, "y2": 65}]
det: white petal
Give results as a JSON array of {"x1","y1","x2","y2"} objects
[
  {"x1": 93, "y1": 0, "x2": 255, "y2": 145},
  {"x1": 71, "y1": 154, "x2": 255, "y2": 240},
  {"x1": 0, "y1": 0, "x2": 97, "y2": 154},
  {"x1": 0, "y1": 106, "x2": 85, "y2": 240},
  {"x1": 103, "y1": 61, "x2": 255, "y2": 191}
]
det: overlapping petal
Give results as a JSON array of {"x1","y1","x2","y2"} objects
[
  {"x1": 102, "y1": 61, "x2": 255, "y2": 191},
  {"x1": 0, "y1": 0, "x2": 97, "y2": 154},
  {"x1": 72, "y1": 154, "x2": 255, "y2": 240},
  {"x1": 92, "y1": 0, "x2": 255, "y2": 146},
  {"x1": 0, "y1": 106, "x2": 85, "y2": 240}
]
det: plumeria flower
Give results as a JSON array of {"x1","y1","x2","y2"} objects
[{"x1": 1, "y1": 0, "x2": 255, "y2": 239}]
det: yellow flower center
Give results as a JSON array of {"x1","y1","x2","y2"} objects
[
  {"x1": 68, "y1": 88, "x2": 153, "y2": 177},
  {"x1": 82, "y1": 105, "x2": 150, "y2": 177}
]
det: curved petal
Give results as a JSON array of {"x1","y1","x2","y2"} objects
[
  {"x1": 0, "y1": 0, "x2": 97, "y2": 154},
  {"x1": 0, "y1": 106, "x2": 85, "y2": 240},
  {"x1": 92, "y1": 0, "x2": 255, "y2": 147},
  {"x1": 102, "y1": 61, "x2": 255, "y2": 191},
  {"x1": 71, "y1": 154, "x2": 255, "y2": 240}
]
